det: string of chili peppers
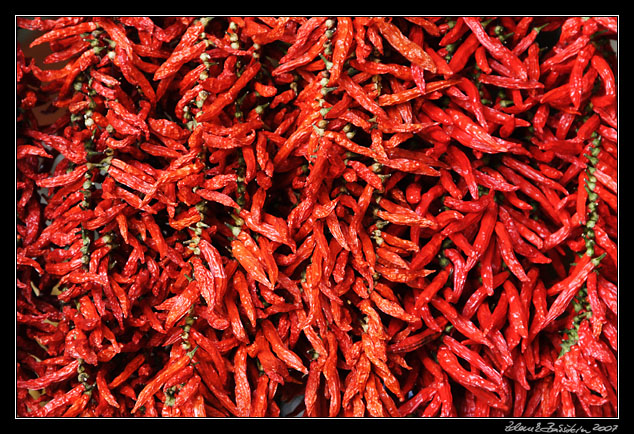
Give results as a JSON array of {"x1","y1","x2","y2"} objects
[{"x1": 17, "y1": 16, "x2": 617, "y2": 418}]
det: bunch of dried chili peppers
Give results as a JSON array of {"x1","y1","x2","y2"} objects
[{"x1": 16, "y1": 16, "x2": 617, "y2": 418}]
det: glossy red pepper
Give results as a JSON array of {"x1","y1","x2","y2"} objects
[{"x1": 16, "y1": 15, "x2": 618, "y2": 419}]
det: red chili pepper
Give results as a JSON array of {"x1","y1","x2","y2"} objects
[
  {"x1": 442, "y1": 248, "x2": 466, "y2": 302},
  {"x1": 160, "y1": 280, "x2": 199, "y2": 330},
  {"x1": 338, "y1": 72, "x2": 390, "y2": 123},
  {"x1": 590, "y1": 53, "x2": 617, "y2": 107},
  {"x1": 447, "y1": 33, "x2": 479, "y2": 74},
  {"x1": 154, "y1": 40, "x2": 209, "y2": 81},
  {"x1": 32, "y1": 384, "x2": 86, "y2": 417},
  {"x1": 325, "y1": 17, "x2": 353, "y2": 86},
  {"x1": 112, "y1": 45, "x2": 157, "y2": 104},
  {"x1": 374, "y1": 18, "x2": 436, "y2": 73},
  {"x1": 478, "y1": 74, "x2": 544, "y2": 90},
  {"x1": 445, "y1": 108, "x2": 504, "y2": 153},
  {"x1": 431, "y1": 297, "x2": 494, "y2": 349},
  {"x1": 17, "y1": 359, "x2": 80, "y2": 390},
  {"x1": 542, "y1": 35, "x2": 590, "y2": 73},
  {"x1": 230, "y1": 344, "x2": 251, "y2": 417},
  {"x1": 474, "y1": 46, "x2": 492, "y2": 74},
  {"x1": 443, "y1": 192, "x2": 490, "y2": 214},
  {"x1": 378, "y1": 78, "x2": 460, "y2": 107},
  {"x1": 436, "y1": 345, "x2": 501, "y2": 395},
  {"x1": 261, "y1": 319, "x2": 308, "y2": 375},
  {"x1": 463, "y1": 17, "x2": 527, "y2": 80},
  {"x1": 108, "y1": 354, "x2": 146, "y2": 389},
  {"x1": 279, "y1": 17, "x2": 325, "y2": 60},
  {"x1": 540, "y1": 254, "x2": 597, "y2": 332},
  {"x1": 30, "y1": 21, "x2": 99, "y2": 48},
  {"x1": 494, "y1": 221, "x2": 530, "y2": 282},
  {"x1": 440, "y1": 17, "x2": 467, "y2": 46},
  {"x1": 16, "y1": 16, "x2": 618, "y2": 419},
  {"x1": 568, "y1": 43, "x2": 596, "y2": 110},
  {"x1": 274, "y1": 31, "x2": 330, "y2": 77},
  {"x1": 197, "y1": 59, "x2": 261, "y2": 122},
  {"x1": 346, "y1": 159, "x2": 384, "y2": 191}
]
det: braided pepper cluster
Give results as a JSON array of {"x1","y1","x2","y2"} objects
[{"x1": 17, "y1": 16, "x2": 617, "y2": 418}]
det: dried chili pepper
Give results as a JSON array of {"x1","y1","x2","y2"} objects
[
  {"x1": 16, "y1": 15, "x2": 618, "y2": 419},
  {"x1": 462, "y1": 17, "x2": 527, "y2": 80}
]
